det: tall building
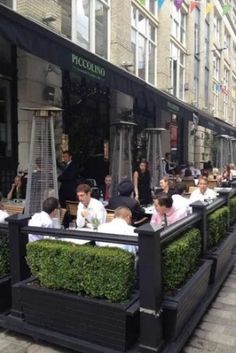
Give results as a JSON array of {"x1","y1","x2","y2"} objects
[{"x1": 0, "y1": 0, "x2": 236, "y2": 193}]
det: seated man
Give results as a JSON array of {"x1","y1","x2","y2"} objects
[
  {"x1": 172, "y1": 182, "x2": 190, "y2": 214},
  {"x1": 76, "y1": 184, "x2": 107, "y2": 228},
  {"x1": 28, "y1": 197, "x2": 59, "y2": 242},
  {"x1": 0, "y1": 192, "x2": 8, "y2": 222},
  {"x1": 108, "y1": 179, "x2": 145, "y2": 224},
  {"x1": 189, "y1": 176, "x2": 217, "y2": 203},
  {"x1": 97, "y1": 206, "x2": 137, "y2": 254},
  {"x1": 151, "y1": 193, "x2": 187, "y2": 227}
]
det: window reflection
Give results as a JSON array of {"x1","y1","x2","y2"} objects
[
  {"x1": 73, "y1": 0, "x2": 109, "y2": 59},
  {"x1": 95, "y1": 0, "x2": 108, "y2": 58}
]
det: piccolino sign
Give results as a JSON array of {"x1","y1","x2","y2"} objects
[{"x1": 72, "y1": 54, "x2": 106, "y2": 80}]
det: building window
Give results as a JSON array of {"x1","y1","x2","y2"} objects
[
  {"x1": 223, "y1": 67, "x2": 230, "y2": 121},
  {"x1": 223, "y1": 29, "x2": 230, "y2": 57},
  {"x1": 131, "y1": 5, "x2": 157, "y2": 84},
  {"x1": 212, "y1": 83, "x2": 219, "y2": 116},
  {"x1": 137, "y1": 0, "x2": 157, "y2": 16},
  {"x1": 213, "y1": 53, "x2": 220, "y2": 81},
  {"x1": 205, "y1": 19, "x2": 210, "y2": 68},
  {"x1": 169, "y1": 43, "x2": 185, "y2": 100},
  {"x1": 170, "y1": 0, "x2": 186, "y2": 45},
  {"x1": 204, "y1": 68, "x2": 209, "y2": 108},
  {"x1": 72, "y1": 0, "x2": 109, "y2": 59},
  {"x1": 213, "y1": 12, "x2": 221, "y2": 44}
]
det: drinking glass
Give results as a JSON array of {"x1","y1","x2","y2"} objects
[
  {"x1": 91, "y1": 217, "x2": 100, "y2": 230},
  {"x1": 69, "y1": 222, "x2": 76, "y2": 230}
]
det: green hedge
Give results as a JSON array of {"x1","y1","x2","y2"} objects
[
  {"x1": 162, "y1": 228, "x2": 201, "y2": 292},
  {"x1": 207, "y1": 206, "x2": 229, "y2": 249},
  {"x1": 229, "y1": 196, "x2": 236, "y2": 225},
  {"x1": 0, "y1": 233, "x2": 10, "y2": 277},
  {"x1": 26, "y1": 240, "x2": 135, "y2": 303}
]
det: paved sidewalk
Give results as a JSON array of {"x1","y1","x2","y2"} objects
[
  {"x1": 0, "y1": 329, "x2": 75, "y2": 353},
  {"x1": 182, "y1": 263, "x2": 236, "y2": 353}
]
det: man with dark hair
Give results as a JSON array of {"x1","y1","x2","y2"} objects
[
  {"x1": 151, "y1": 193, "x2": 187, "y2": 227},
  {"x1": 108, "y1": 179, "x2": 145, "y2": 224},
  {"x1": 28, "y1": 197, "x2": 59, "y2": 242},
  {"x1": 172, "y1": 182, "x2": 190, "y2": 214},
  {"x1": 58, "y1": 151, "x2": 78, "y2": 207},
  {"x1": 76, "y1": 184, "x2": 106, "y2": 228}
]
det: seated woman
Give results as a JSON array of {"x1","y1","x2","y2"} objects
[{"x1": 7, "y1": 175, "x2": 26, "y2": 200}]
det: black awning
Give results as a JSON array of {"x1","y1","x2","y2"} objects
[{"x1": 0, "y1": 3, "x2": 235, "y2": 137}]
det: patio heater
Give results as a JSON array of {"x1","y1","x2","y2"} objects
[
  {"x1": 110, "y1": 121, "x2": 137, "y2": 196},
  {"x1": 216, "y1": 135, "x2": 230, "y2": 171},
  {"x1": 23, "y1": 106, "x2": 62, "y2": 216},
  {"x1": 145, "y1": 128, "x2": 166, "y2": 188}
]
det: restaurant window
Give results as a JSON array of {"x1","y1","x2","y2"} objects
[
  {"x1": 72, "y1": 0, "x2": 109, "y2": 59},
  {"x1": 131, "y1": 4, "x2": 157, "y2": 84},
  {"x1": 0, "y1": 79, "x2": 12, "y2": 158}
]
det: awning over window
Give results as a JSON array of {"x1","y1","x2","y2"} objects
[{"x1": 0, "y1": 3, "x2": 235, "y2": 137}]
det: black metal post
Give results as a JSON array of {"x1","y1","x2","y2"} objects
[
  {"x1": 217, "y1": 189, "x2": 232, "y2": 231},
  {"x1": 6, "y1": 214, "x2": 31, "y2": 319},
  {"x1": 136, "y1": 223, "x2": 163, "y2": 353},
  {"x1": 191, "y1": 201, "x2": 207, "y2": 255},
  {"x1": 7, "y1": 214, "x2": 31, "y2": 284}
]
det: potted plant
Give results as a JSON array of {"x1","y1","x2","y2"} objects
[
  {"x1": 0, "y1": 233, "x2": 11, "y2": 312},
  {"x1": 12, "y1": 240, "x2": 139, "y2": 352},
  {"x1": 161, "y1": 228, "x2": 212, "y2": 341},
  {"x1": 206, "y1": 206, "x2": 235, "y2": 283}
]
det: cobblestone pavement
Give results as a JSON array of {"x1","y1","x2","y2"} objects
[
  {"x1": 182, "y1": 263, "x2": 236, "y2": 353},
  {"x1": 1, "y1": 264, "x2": 236, "y2": 353}
]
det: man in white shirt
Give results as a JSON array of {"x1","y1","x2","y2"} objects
[
  {"x1": 172, "y1": 183, "x2": 191, "y2": 214},
  {"x1": 97, "y1": 207, "x2": 137, "y2": 254},
  {"x1": 28, "y1": 197, "x2": 59, "y2": 242},
  {"x1": 189, "y1": 176, "x2": 217, "y2": 203},
  {"x1": 76, "y1": 184, "x2": 106, "y2": 228}
]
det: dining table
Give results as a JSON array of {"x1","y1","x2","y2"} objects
[{"x1": 2, "y1": 199, "x2": 25, "y2": 215}]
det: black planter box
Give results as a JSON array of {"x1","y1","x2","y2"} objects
[
  {"x1": 0, "y1": 276, "x2": 11, "y2": 312},
  {"x1": 17, "y1": 278, "x2": 139, "y2": 352},
  {"x1": 207, "y1": 233, "x2": 236, "y2": 284},
  {"x1": 162, "y1": 259, "x2": 212, "y2": 341}
]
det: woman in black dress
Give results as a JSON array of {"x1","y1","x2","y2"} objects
[{"x1": 133, "y1": 160, "x2": 152, "y2": 206}]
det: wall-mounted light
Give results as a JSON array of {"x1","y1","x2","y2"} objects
[
  {"x1": 42, "y1": 13, "x2": 57, "y2": 24},
  {"x1": 121, "y1": 61, "x2": 134, "y2": 72}
]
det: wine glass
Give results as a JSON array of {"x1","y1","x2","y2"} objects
[{"x1": 91, "y1": 216, "x2": 100, "y2": 230}]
